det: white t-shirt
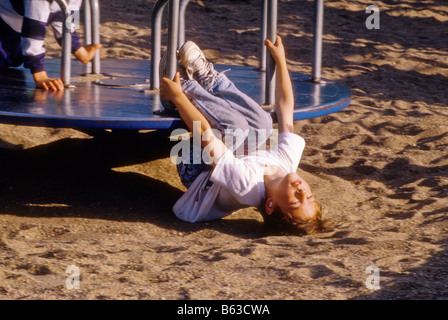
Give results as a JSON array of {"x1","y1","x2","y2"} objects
[{"x1": 172, "y1": 132, "x2": 305, "y2": 223}]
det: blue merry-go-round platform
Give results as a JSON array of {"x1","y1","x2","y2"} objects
[
  {"x1": 0, "y1": 0, "x2": 351, "y2": 132},
  {"x1": 0, "y1": 58, "x2": 351, "y2": 131}
]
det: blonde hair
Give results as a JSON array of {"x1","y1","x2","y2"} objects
[{"x1": 261, "y1": 201, "x2": 331, "y2": 236}]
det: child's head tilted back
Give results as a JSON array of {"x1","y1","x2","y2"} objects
[{"x1": 263, "y1": 171, "x2": 327, "y2": 235}]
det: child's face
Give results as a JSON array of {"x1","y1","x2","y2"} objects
[{"x1": 272, "y1": 172, "x2": 317, "y2": 221}]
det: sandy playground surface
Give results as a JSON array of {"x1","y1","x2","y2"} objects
[{"x1": 0, "y1": 0, "x2": 447, "y2": 300}]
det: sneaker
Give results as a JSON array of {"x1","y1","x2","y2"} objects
[{"x1": 178, "y1": 41, "x2": 219, "y2": 91}]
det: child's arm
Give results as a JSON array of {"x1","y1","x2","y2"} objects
[
  {"x1": 264, "y1": 36, "x2": 295, "y2": 133},
  {"x1": 73, "y1": 44, "x2": 103, "y2": 64},
  {"x1": 20, "y1": 1, "x2": 63, "y2": 91},
  {"x1": 47, "y1": 3, "x2": 102, "y2": 66},
  {"x1": 160, "y1": 73, "x2": 228, "y2": 166}
]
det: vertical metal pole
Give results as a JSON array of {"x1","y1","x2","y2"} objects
[
  {"x1": 62, "y1": 86, "x2": 73, "y2": 114},
  {"x1": 90, "y1": 0, "x2": 101, "y2": 74},
  {"x1": 54, "y1": 0, "x2": 72, "y2": 86},
  {"x1": 178, "y1": 0, "x2": 190, "y2": 49},
  {"x1": 260, "y1": 0, "x2": 268, "y2": 72},
  {"x1": 167, "y1": 0, "x2": 180, "y2": 81},
  {"x1": 83, "y1": 0, "x2": 92, "y2": 74},
  {"x1": 311, "y1": 80, "x2": 321, "y2": 106},
  {"x1": 150, "y1": 0, "x2": 168, "y2": 89},
  {"x1": 265, "y1": 0, "x2": 277, "y2": 106},
  {"x1": 312, "y1": 0, "x2": 324, "y2": 83}
]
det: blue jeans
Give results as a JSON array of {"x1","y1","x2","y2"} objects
[{"x1": 177, "y1": 72, "x2": 273, "y2": 188}]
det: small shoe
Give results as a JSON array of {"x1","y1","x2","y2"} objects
[{"x1": 178, "y1": 41, "x2": 219, "y2": 91}]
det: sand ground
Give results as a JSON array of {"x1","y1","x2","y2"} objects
[{"x1": 0, "y1": 0, "x2": 447, "y2": 300}]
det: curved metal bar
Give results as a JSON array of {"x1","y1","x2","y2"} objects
[
  {"x1": 83, "y1": 0, "x2": 92, "y2": 74},
  {"x1": 260, "y1": 0, "x2": 268, "y2": 72},
  {"x1": 53, "y1": 0, "x2": 72, "y2": 86},
  {"x1": 90, "y1": 0, "x2": 101, "y2": 74},
  {"x1": 166, "y1": 0, "x2": 180, "y2": 81},
  {"x1": 312, "y1": 0, "x2": 324, "y2": 82},
  {"x1": 265, "y1": 0, "x2": 277, "y2": 106},
  {"x1": 150, "y1": 0, "x2": 169, "y2": 89}
]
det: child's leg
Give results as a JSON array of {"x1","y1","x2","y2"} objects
[
  {"x1": 182, "y1": 73, "x2": 273, "y2": 153},
  {"x1": 177, "y1": 75, "x2": 271, "y2": 188},
  {"x1": 210, "y1": 73, "x2": 273, "y2": 134},
  {"x1": 175, "y1": 41, "x2": 273, "y2": 188},
  {"x1": 211, "y1": 73, "x2": 273, "y2": 153},
  {"x1": 178, "y1": 41, "x2": 272, "y2": 153}
]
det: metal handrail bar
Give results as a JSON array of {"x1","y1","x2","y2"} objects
[
  {"x1": 312, "y1": 0, "x2": 324, "y2": 83},
  {"x1": 166, "y1": 0, "x2": 180, "y2": 82},
  {"x1": 83, "y1": 0, "x2": 92, "y2": 74},
  {"x1": 53, "y1": 0, "x2": 72, "y2": 86},
  {"x1": 150, "y1": 0, "x2": 168, "y2": 89},
  {"x1": 150, "y1": 0, "x2": 279, "y2": 103},
  {"x1": 90, "y1": 0, "x2": 101, "y2": 74},
  {"x1": 151, "y1": 0, "x2": 189, "y2": 89},
  {"x1": 178, "y1": 0, "x2": 190, "y2": 49},
  {"x1": 54, "y1": 0, "x2": 102, "y2": 85},
  {"x1": 264, "y1": 0, "x2": 277, "y2": 106},
  {"x1": 260, "y1": 0, "x2": 268, "y2": 72}
]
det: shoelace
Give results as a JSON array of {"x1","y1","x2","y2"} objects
[
  {"x1": 198, "y1": 62, "x2": 218, "y2": 87},
  {"x1": 187, "y1": 55, "x2": 231, "y2": 90}
]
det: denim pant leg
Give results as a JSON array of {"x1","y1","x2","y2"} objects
[
  {"x1": 177, "y1": 73, "x2": 273, "y2": 188},
  {"x1": 183, "y1": 73, "x2": 273, "y2": 153}
]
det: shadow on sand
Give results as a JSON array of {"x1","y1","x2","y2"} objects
[{"x1": 0, "y1": 130, "x2": 265, "y2": 239}]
